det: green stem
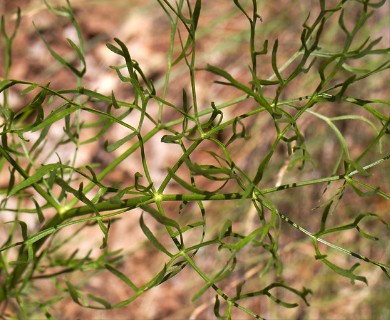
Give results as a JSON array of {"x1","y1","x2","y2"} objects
[
  {"x1": 38, "y1": 152, "x2": 390, "y2": 229},
  {"x1": 8, "y1": 151, "x2": 389, "y2": 290}
]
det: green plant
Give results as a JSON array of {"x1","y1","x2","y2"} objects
[{"x1": 0, "y1": 0, "x2": 389, "y2": 319}]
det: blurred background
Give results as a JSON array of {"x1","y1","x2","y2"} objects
[{"x1": 0, "y1": 0, "x2": 389, "y2": 319}]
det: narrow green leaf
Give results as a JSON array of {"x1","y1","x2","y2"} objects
[
  {"x1": 44, "y1": 0, "x2": 71, "y2": 17},
  {"x1": 87, "y1": 293, "x2": 112, "y2": 309},
  {"x1": 8, "y1": 164, "x2": 59, "y2": 196},
  {"x1": 0, "y1": 79, "x2": 15, "y2": 92},
  {"x1": 66, "y1": 38, "x2": 86, "y2": 76},
  {"x1": 105, "y1": 264, "x2": 139, "y2": 291},
  {"x1": 32, "y1": 198, "x2": 45, "y2": 223},
  {"x1": 318, "y1": 200, "x2": 333, "y2": 234},
  {"x1": 14, "y1": 88, "x2": 46, "y2": 131},
  {"x1": 346, "y1": 178, "x2": 379, "y2": 197},
  {"x1": 182, "y1": 88, "x2": 189, "y2": 113},
  {"x1": 106, "y1": 43, "x2": 123, "y2": 56},
  {"x1": 345, "y1": 159, "x2": 371, "y2": 177},
  {"x1": 21, "y1": 83, "x2": 38, "y2": 95},
  {"x1": 105, "y1": 132, "x2": 138, "y2": 153},
  {"x1": 4, "y1": 220, "x2": 28, "y2": 241},
  {"x1": 308, "y1": 110, "x2": 350, "y2": 159},
  {"x1": 66, "y1": 281, "x2": 81, "y2": 304},
  {"x1": 111, "y1": 91, "x2": 120, "y2": 109},
  {"x1": 31, "y1": 106, "x2": 78, "y2": 132},
  {"x1": 271, "y1": 39, "x2": 283, "y2": 84},
  {"x1": 6, "y1": 167, "x2": 16, "y2": 196},
  {"x1": 161, "y1": 134, "x2": 182, "y2": 144},
  {"x1": 145, "y1": 264, "x2": 167, "y2": 289},
  {"x1": 167, "y1": 168, "x2": 213, "y2": 195},
  {"x1": 34, "y1": 22, "x2": 82, "y2": 77},
  {"x1": 139, "y1": 214, "x2": 173, "y2": 257},
  {"x1": 192, "y1": 0, "x2": 201, "y2": 31},
  {"x1": 219, "y1": 220, "x2": 232, "y2": 239},
  {"x1": 213, "y1": 295, "x2": 222, "y2": 318},
  {"x1": 1, "y1": 8, "x2": 21, "y2": 59}
]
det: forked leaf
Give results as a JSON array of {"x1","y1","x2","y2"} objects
[
  {"x1": 106, "y1": 42, "x2": 123, "y2": 56},
  {"x1": 44, "y1": 0, "x2": 71, "y2": 17},
  {"x1": 225, "y1": 117, "x2": 249, "y2": 146},
  {"x1": 34, "y1": 22, "x2": 84, "y2": 77},
  {"x1": 206, "y1": 64, "x2": 272, "y2": 112},
  {"x1": 346, "y1": 178, "x2": 379, "y2": 197},
  {"x1": 313, "y1": 240, "x2": 367, "y2": 285}
]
